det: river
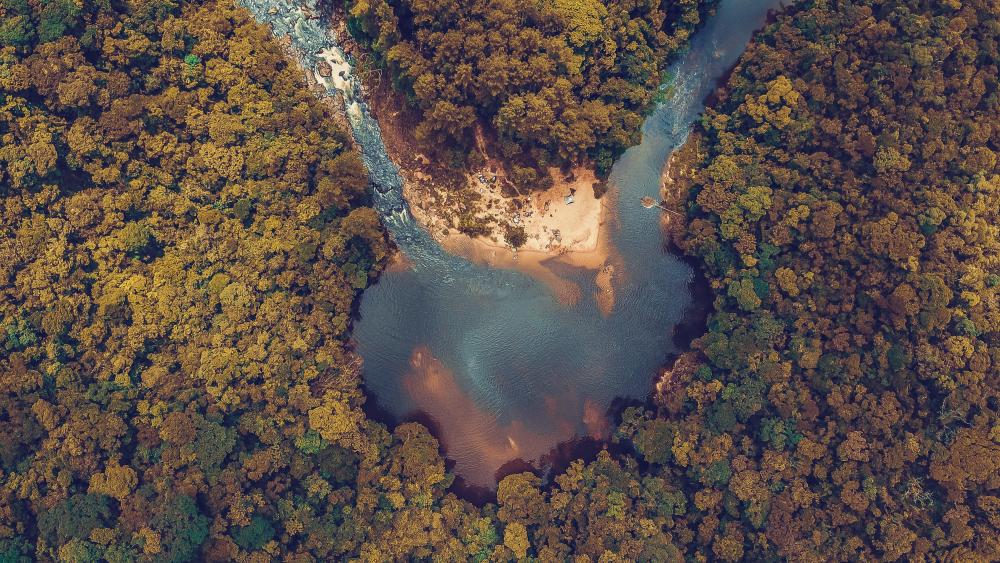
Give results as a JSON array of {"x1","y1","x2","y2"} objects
[{"x1": 239, "y1": 0, "x2": 783, "y2": 488}]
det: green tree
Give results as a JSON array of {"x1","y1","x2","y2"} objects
[
  {"x1": 37, "y1": 494, "x2": 112, "y2": 547},
  {"x1": 231, "y1": 515, "x2": 276, "y2": 552}
]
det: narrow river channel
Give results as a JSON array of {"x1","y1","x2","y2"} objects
[{"x1": 240, "y1": 0, "x2": 784, "y2": 488}]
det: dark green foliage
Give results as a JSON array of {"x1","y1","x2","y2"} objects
[
  {"x1": 631, "y1": 418, "x2": 675, "y2": 465},
  {"x1": 727, "y1": 378, "x2": 766, "y2": 422},
  {"x1": 36, "y1": 494, "x2": 113, "y2": 546},
  {"x1": 37, "y1": 0, "x2": 80, "y2": 43},
  {"x1": 702, "y1": 460, "x2": 732, "y2": 486},
  {"x1": 294, "y1": 428, "x2": 328, "y2": 454},
  {"x1": 642, "y1": 477, "x2": 687, "y2": 517},
  {"x1": 53, "y1": 539, "x2": 102, "y2": 562},
  {"x1": 0, "y1": 537, "x2": 32, "y2": 563},
  {"x1": 759, "y1": 418, "x2": 801, "y2": 451},
  {"x1": 706, "y1": 400, "x2": 737, "y2": 433},
  {"x1": 192, "y1": 419, "x2": 236, "y2": 477},
  {"x1": 0, "y1": 0, "x2": 33, "y2": 48},
  {"x1": 503, "y1": 224, "x2": 527, "y2": 248},
  {"x1": 231, "y1": 515, "x2": 276, "y2": 551},
  {"x1": 151, "y1": 496, "x2": 210, "y2": 563},
  {"x1": 3, "y1": 315, "x2": 36, "y2": 352}
]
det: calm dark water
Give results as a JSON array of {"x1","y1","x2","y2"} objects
[{"x1": 241, "y1": 0, "x2": 783, "y2": 487}]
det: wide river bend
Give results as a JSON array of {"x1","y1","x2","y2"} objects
[{"x1": 240, "y1": 0, "x2": 783, "y2": 487}]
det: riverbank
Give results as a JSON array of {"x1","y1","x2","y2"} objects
[
  {"x1": 429, "y1": 177, "x2": 621, "y2": 314},
  {"x1": 439, "y1": 199, "x2": 622, "y2": 312},
  {"x1": 659, "y1": 132, "x2": 703, "y2": 247},
  {"x1": 316, "y1": 6, "x2": 622, "y2": 308},
  {"x1": 360, "y1": 53, "x2": 623, "y2": 308},
  {"x1": 330, "y1": 19, "x2": 611, "y2": 252},
  {"x1": 409, "y1": 165, "x2": 609, "y2": 255},
  {"x1": 371, "y1": 88, "x2": 612, "y2": 257}
]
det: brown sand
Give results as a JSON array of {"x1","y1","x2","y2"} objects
[
  {"x1": 406, "y1": 166, "x2": 611, "y2": 256},
  {"x1": 504, "y1": 167, "x2": 605, "y2": 254},
  {"x1": 354, "y1": 48, "x2": 623, "y2": 311},
  {"x1": 439, "y1": 188, "x2": 620, "y2": 308}
]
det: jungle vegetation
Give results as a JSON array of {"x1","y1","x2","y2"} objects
[
  {"x1": 1, "y1": 0, "x2": 998, "y2": 560},
  {"x1": 344, "y1": 0, "x2": 713, "y2": 186},
  {"x1": 656, "y1": 0, "x2": 1000, "y2": 558}
]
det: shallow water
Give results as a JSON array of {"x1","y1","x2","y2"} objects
[{"x1": 240, "y1": 0, "x2": 783, "y2": 487}]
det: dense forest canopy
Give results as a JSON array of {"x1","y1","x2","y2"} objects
[
  {"x1": 1, "y1": 0, "x2": 999, "y2": 559},
  {"x1": 345, "y1": 0, "x2": 712, "y2": 185},
  {"x1": 652, "y1": 0, "x2": 1000, "y2": 558},
  {"x1": 0, "y1": 0, "x2": 473, "y2": 559}
]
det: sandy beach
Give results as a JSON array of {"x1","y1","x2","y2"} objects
[
  {"x1": 436, "y1": 187, "x2": 621, "y2": 308},
  {"x1": 360, "y1": 70, "x2": 624, "y2": 309},
  {"x1": 401, "y1": 163, "x2": 611, "y2": 256}
]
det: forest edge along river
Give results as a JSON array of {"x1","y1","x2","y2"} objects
[{"x1": 239, "y1": 0, "x2": 785, "y2": 492}]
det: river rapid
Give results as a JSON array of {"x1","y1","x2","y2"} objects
[{"x1": 240, "y1": 0, "x2": 783, "y2": 488}]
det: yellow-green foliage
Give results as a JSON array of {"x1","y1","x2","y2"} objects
[
  {"x1": 346, "y1": 0, "x2": 711, "y2": 180},
  {"x1": 3, "y1": 0, "x2": 998, "y2": 560},
  {"x1": 661, "y1": 0, "x2": 1000, "y2": 559},
  {"x1": 0, "y1": 0, "x2": 477, "y2": 559},
  {"x1": 548, "y1": 0, "x2": 608, "y2": 47}
]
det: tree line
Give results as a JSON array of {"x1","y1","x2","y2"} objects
[{"x1": 345, "y1": 0, "x2": 712, "y2": 186}]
